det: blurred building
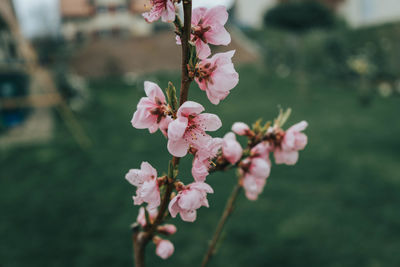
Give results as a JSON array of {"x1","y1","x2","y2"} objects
[
  {"x1": 60, "y1": 0, "x2": 152, "y2": 41},
  {"x1": 338, "y1": 0, "x2": 400, "y2": 27},
  {"x1": 234, "y1": 0, "x2": 400, "y2": 29}
]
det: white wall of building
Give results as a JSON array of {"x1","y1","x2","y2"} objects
[
  {"x1": 234, "y1": 0, "x2": 277, "y2": 29},
  {"x1": 339, "y1": 0, "x2": 400, "y2": 27}
]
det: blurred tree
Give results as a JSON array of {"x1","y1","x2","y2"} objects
[{"x1": 264, "y1": 1, "x2": 335, "y2": 33}]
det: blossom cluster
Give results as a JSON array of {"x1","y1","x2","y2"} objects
[{"x1": 126, "y1": 0, "x2": 308, "y2": 260}]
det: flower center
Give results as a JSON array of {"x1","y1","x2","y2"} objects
[{"x1": 192, "y1": 20, "x2": 211, "y2": 43}]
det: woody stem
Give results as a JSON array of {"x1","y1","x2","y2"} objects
[{"x1": 201, "y1": 181, "x2": 242, "y2": 267}]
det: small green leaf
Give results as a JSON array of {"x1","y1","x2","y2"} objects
[
  {"x1": 166, "y1": 82, "x2": 178, "y2": 112},
  {"x1": 280, "y1": 108, "x2": 292, "y2": 128}
]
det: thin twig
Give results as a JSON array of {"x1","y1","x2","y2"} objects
[{"x1": 201, "y1": 182, "x2": 242, "y2": 267}]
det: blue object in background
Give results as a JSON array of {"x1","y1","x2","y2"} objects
[{"x1": 0, "y1": 72, "x2": 30, "y2": 130}]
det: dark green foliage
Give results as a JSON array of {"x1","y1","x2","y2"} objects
[{"x1": 264, "y1": 1, "x2": 335, "y2": 33}]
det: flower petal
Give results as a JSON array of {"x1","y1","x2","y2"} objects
[
  {"x1": 196, "y1": 113, "x2": 222, "y2": 132},
  {"x1": 177, "y1": 101, "x2": 205, "y2": 117},
  {"x1": 167, "y1": 139, "x2": 190, "y2": 157}
]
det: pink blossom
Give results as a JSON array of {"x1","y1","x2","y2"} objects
[
  {"x1": 142, "y1": 0, "x2": 175, "y2": 23},
  {"x1": 222, "y1": 132, "x2": 242, "y2": 164},
  {"x1": 242, "y1": 174, "x2": 266, "y2": 201},
  {"x1": 194, "y1": 51, "x2": 239, "y2": 105},
  {"x1": 155, "y1": 239, "x2": 174, "y2": 259},
  {"x1": 190, "y1": 6, "x2": 231, "y2": 59},
  {"x1": 131, "y1": 81, "x2": 171, "y2": 134},
  {"x1": 232, "y1": 122, "x2": 250, "y2": 136},
  {"x1": 125, "y1": 162, "x2": 160, "y2": 209},
  {"x1": 168, "y1": 182, "x2": 213, "y2": 222},
  {"x1": 274, "y1": 121, "x2": 308, "y2": 165},
  {"x1": 167, "y1": 101, "x2": 222, "y2": 157},
  {"x1": 240, "y1": 144, "x2": 272, "y2": 201},
  {"x1": 191, "y1": 137, "x2": 223, "y2": 182},
  {"x1": 136, "y1": 207, "x2": 158, "y2": 227}
]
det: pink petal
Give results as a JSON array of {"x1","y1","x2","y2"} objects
[
  {"x1": 180, "y1": 210, "x2": 197, "y2": 222},
  {"x1": 205, "y1": 26, "x2": 231, "y2": 45},
  {"x1": 125, "y1": 169, "x2": 142, "y2": 186},
  {"x1": 232, "y1": 122, "x2": 250, "y2": 135},
  {"x1": 156, "y1": 239, "x2": 174, "y2": 259},
  {"x1": 140, "y1": 161, "x2": 157, "y2": 180},
  {"x1": 167, "y1": 139, "x2": 190, "y2": 157},
  {"x1": 167, "y1": 117, "x2": 188, "y2": 141},
  {"x1": 168, "y1": 196, "x2": 179, "y2": 218},
  {"x1": 192, "y1": 158, "x2": 209, "y2": 182},
  {"x1": 144, "y1": 81, "x2": 165, "y2": 103},
  {"x1": 274, "y1": 149, "x2": 299, "y2": 165},
  {"x1": 178, "y1": 190, "x2": 201, "y2": 210},
  {"x1": 250, "y1": 158, "x2": 271, "y2": 179},
  {"x1": 131, "y1": 107, "x2": 156, "y2": 129},
  {"x1": 161, "y1": 0, "x2": 176, "y2": 22},
  {"x1": 222, "y1": 132, "x2": 243, "y2": 164},
  {"x1": 192, "y1": 7, "x2": 207, "y2": 25},
  {"x1": 196, "y1": 39, "x2": 211, "y2": 60},
  {"x1": 203, "y1": 5, "x2": 229, "y2": 27},
  {"x1": 196, "y1": 113, "x2": 222, "y2": 132},
  {"x1": 190, "y1": 182, "x2": 214, "y2": 194},
  {"x1": 177, "y1": 101, "x2": 205, "y2": 117},
  {"x1": 288, "y1": 121, "x2": 308, "y2": 132}
]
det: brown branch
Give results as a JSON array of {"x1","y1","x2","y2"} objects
[
  {"x1": 132, "y1": 1, "x2": 193, "y2": 266},
  {"x1": 179, "y1": 0, "x2": 193, "y2": 106},
  {"x1": 201, "y1": 182, "x2": 242, "y2": 267}
]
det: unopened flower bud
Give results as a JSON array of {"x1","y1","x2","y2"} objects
[
  {"x1": 232, "y1": 122, "x2": 251, "y2": 136},
  {"x1": 157, "y1": 224, "x2": 177, "y2": 235},
  {"x1": 154, "y1": 238, "x2": 174, "y2": 259}
]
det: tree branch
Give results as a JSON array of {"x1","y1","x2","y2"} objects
[
  {"x1": 201, "y1": 181, "x2": 242, "y2": 267},
  {"x1": 179, "y1": 0, "x2": 193, "y2": 106}
]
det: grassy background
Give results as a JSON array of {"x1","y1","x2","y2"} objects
[{"x1": 1, "y1": 64, "x2": 400, "y2": 267}]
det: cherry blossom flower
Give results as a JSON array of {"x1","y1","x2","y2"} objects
[
  {"x1": 240, "y1": 143, "x2": 272, "y2": 200},
  {"x1": 232, "y1": 122, "x2": 251, "y2": 136},
  {"x1": 168, "y1": 182, "x2": 213, "y2": 222},
  {"x1": 155, "y1": 239, "x2": 175, "y2": 259},
  {"x1": 190, "y1": 5, "x2": 231, "y2": 59},
  {"x1": 167, "y1": 101, "x2": 222, "y2": 157},
  {"x1": 125, "y1": 162, "x2": 160, "y2": 209},
  {"x1": 142, "y1": 0, "x2": 176, "y2": 23},
  {"x1": 222, "y1": 132, "x2": 242, "y2": 164},
  {"x1": 274, "y1": 121, "x2": 308, "y2": 165},
  {"x1": 242, "y1": 174, "x2": 266, "y2": 201},
  {"x1": 131, "y1": 81, "x2": 171, "y2": 134},
  {"x1": 191, "y1": 137, "x2": 223, "y2": 182},
  {"x1": 194, "y1": 51, "x2": 239, "y2": 105}
]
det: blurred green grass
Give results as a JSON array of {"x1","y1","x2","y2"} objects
[{"x1": 1, "y1": 65, "x2": 400, "y2": 267}]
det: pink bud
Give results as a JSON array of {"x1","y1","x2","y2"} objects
[
  {"x1": 273, "y1": 121, "x2": 308, "y2": 165},
  {"x1": 232, "y1": 122, "x2": 250, "y2": 136},
  {"x1": 155, "y1": 239, "x2": 174, "y2": 259},
  {"x1": 222, "y1": 132, "x2": 242, "y2": 164},
  {"x1": 157, "y1": 224, "x2": 177, "y2": 235}
]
